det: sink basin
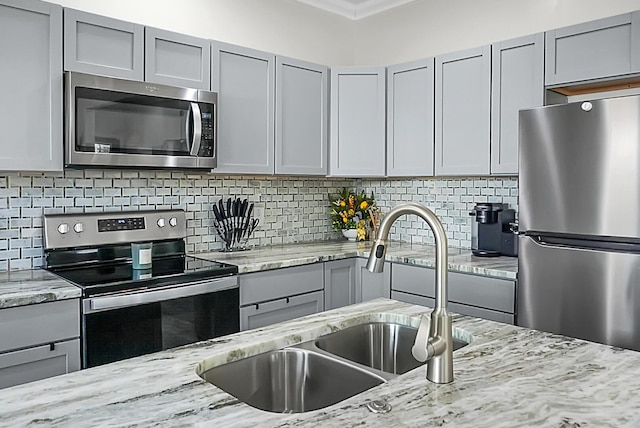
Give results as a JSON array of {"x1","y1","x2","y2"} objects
[
  {"x1": 199, "y1": 347, "x2": 385, "y2": 413},
  {"x1": 315, "y1": 322, "x2": 468, "y2": 375}
]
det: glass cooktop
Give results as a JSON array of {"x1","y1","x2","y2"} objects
[{"x1": 49, "y1": 255, "x2": 238, "y2": 297}]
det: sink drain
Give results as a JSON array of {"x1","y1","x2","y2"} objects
[{"x1": 365, "y1": 400, "x2": 392, "y2": 414}]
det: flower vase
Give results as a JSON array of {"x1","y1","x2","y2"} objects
[{"x1": 342, "y1": 229, "x2": 358, "y2": 241}]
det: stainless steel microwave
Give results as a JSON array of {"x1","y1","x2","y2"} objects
[{"x1": 64, "y1": 72, "x2": 217, "y2": 170}]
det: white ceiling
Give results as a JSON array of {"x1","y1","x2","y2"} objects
[{"x1": 295, "y1": 0, "x2": 416, "y2": 20}]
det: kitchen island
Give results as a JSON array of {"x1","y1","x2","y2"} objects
[{"x1": 1, "y1": 298, "x2": 639, "y2": 427}]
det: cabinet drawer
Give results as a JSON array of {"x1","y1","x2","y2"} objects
[
  {"x1": 391, "y1": 263, "x2": 515, "y2": 313},
  {"x1": 0, "y1": 299, "x2": 80, "y2": 354},
  {"x1": 449, "y1": 271, "x2": 515, "y2": 314},
  {"x1": 240, "y1": 264, "x2": 324, "y2": 306},
  {"x1": 0, "y1": 338, "x2": 80, "y2": 389},
  {"x1": 391, "y1": 291, "x2": 514, "y2": 324},
  {"x1": 391, "y1": 263, "x2": 436, "y2": 297},
  {"x1": 240, "y1": 291, "x2": 324, "y2": 331}
]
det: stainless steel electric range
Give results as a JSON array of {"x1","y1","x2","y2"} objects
[{"x1": 43, "y1": 209, "x2": 239, "y2": 368}]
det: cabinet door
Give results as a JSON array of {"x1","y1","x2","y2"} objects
[
  {"x1": 387, "y1": 58, "x2": 435, "y2": 177},
  {"x1": 145, "y1": 27, "x2": 211, "y2": 90},
  {"x1": 0, "y1": 0, "x2": 62, "y2": 171},
  {"x1": 324, "y1": 259, "x2": 357, "y2": 310},
  {"x1": 491, "y1": 34, "x2": 544, "y2": 175},
  {"x1": 240, "y1": 291, "x2": 324, "y2": 331},
  {"x1": 211, "y1": 41, "x2": 275, "y2": 174},
  {"x1": 435, "y1": 46, "x2": 491, "y2": 175},
  {"x1": 64, "y1": 8, "x2": 144, "y2": 80},
  {"x1": 275, "y1": 56, "x2": 328, "y2": 175},
  {"x1": 329, "y1": 67, "x2": 386, "y2": 177},
  {"x1": 0, "y1": 338, "x2": 80, "y2": 389},
  {"x1": 355, "y1": 258, "x2": 390, "y2": 303},
  {"x1": 545, "y1": 12, "x2": 640, "y2": 86}
]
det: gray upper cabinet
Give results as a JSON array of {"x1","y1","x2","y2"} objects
[
  {"x1": 546, "y1": 12, "x2": 640, "y2": 86},
  {"x1": 145, "y1": 27, "x2": 210, "y2": 90},
  {"x1": 212, "y1": 42, "x2": 275, "y2": 174},
  {"x1": 275, "y1": 56, "x2": 328, "y2": 175},
  {"x1": 0, "y1": 0, "x2": 62, "y2": 171},
  {"x1": 386, "y1": 58, "x2": 435, "y2": 177},
  {"x1": 64, "y1": 8, "x2": 144, "y2": 80},
  {"x1": 435, "y1": 46, "x2": 491, "y2": 176},
  {"x1": 491, "y1": 34, "x2": 544, "y2": 175},
  {"x1": 329, "y1": 67, "x2": 386, "y2": 177}
]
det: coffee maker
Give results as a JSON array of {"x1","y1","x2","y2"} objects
[{"x1": 469, "y1": 202, "x2": 517, "y2": 257}]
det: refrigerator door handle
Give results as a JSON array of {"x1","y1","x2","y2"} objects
[{"x1": 525, "y1": 232, "x2": 640, "y2": 254}]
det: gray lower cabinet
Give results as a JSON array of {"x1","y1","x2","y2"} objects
[
  {"x1": 0, "y1": 0, "x2": 62, "y2": 172},
  {"x1": 545, "y1": 12, "x2": 640, "y2": 86},
  {"x1": 0, "y1": 299, "x2": 80, "y2": 389},
  {"x1": 324, "y1": 259, "x2": 357, "y2": 310},
  {"x1": 391, "y1": 263, "x2": 515, "y2": 324},
  {"x1": 435, "y1": 45, "x2": 491, "y2": 176},
  {"x1": 329, "y1": 67, "x2": 386, "y2": 177},
  {"x1": 491, "y1": 34, "x2": 544, "y2": 174},
  {"x1": 63, "y1": 8, "x2": 144, "y2": 80},
  {"x1": 355, "y1": 258, "x2": 390, "y2": 302},
  {"x1": 239, "y1": 264, "x2": 324, "y2": 331},
  {"x1": 211, "y1": 41, "x2": 275, "y2": 174},
  {"x1": 275, "y1": 56, "x2": 328, "y2": 175},
  {"x1": 144, "y1": 27, "x2": 211, "y2": 90},
  {"x1": 386, "y1": 58, "x2": 435, "y2": 177}
]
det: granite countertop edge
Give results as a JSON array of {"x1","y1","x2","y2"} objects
[{"x1": 1, "y1": 298, "x2": 639, "y2": 427}]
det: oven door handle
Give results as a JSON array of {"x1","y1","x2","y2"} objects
[{"x1": 84, "y1": 276, "x2": 237, "y2": 313}]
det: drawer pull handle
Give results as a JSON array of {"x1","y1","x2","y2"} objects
[
  {"x1": 49, "y1": 343, "x2": 55, "y2": 351},
  {"x1": 286, "y1": 297, "x2": 290, "y2": 304}
]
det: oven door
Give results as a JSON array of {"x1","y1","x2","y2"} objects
[
  {"x1": 82, "y1": 276, "x2": 238, "y2": 368},
  {"x1": 65, "y1": 71, "x2": 217, "y2": 169}
]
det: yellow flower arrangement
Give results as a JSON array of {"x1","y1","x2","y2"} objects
[{"x1": 328, "y1": 188, "x2": 376, "y2": 239}]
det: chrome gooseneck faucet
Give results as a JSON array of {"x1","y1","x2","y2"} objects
[{"x1": 366, "y1": 203, "x2": 453, "y2": 384}]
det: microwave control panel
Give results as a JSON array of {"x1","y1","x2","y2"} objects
[{"x1": 199, "y1": 107, "x2": 215, "y2": 158}]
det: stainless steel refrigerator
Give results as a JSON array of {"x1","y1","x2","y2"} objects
[{"x1": 518, "y1": 95, "x2": 640, "y2": 351}]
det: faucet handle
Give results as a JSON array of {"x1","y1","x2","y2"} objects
[{"x1": 411, "y1": 314, "x2": 431, "y2": 362}]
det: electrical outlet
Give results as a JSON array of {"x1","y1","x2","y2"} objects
[{"x1": 253, "y1": 204, "x2": 265, "y2": 225}]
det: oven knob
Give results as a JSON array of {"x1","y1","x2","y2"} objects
[
  {"x1": 157, "y1": 218, "x2": 166, "y2": 228},
  {"x1": 57, "y1": 223, "x2": 69, "y2": 234},
  {"x1": 169, "y1": 217, "x2": 178, "y2": 227},
  {"x1": 73, "y1": 222, "x2": 84, "y2": 233}
]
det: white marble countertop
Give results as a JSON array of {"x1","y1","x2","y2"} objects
[
  {"x1": 0, "y1": 269, "x2": 81, "y2": 309},
  {"x1": 1, "y1": 298, "x2": 639, "y2": 427},
  {"x1": 196, "y1": 240, "x2": 518, "y2": 280}
]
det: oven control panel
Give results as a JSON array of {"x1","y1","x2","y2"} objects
[
  {"x1": 98, "y1": 217, "x2": 145, "y2": 232},
  {"x1": 43, "y1": 210, "x2": 186, "y2": 249}
]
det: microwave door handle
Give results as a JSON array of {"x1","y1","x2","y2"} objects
[{"x1": 188, "y1": 102, "x2": 203, "y2": 156}]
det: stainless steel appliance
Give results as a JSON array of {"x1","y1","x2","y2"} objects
[
  {"x1": 518, "y1": 96, "x2": 640, "y2": 351},
  {"x1": 43, "y1": 210, "x2": 238, "y2": 368},
  {"x1": 469, "y1": 202, "x2": 517, "y2": 257},
  {"x1": 65, "y1": 72, "x2": 217, "y2": 169}
]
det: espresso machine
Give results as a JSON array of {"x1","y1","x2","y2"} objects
[{"x1": 469, "y1": 202, "x2": 517, "y2": 257}]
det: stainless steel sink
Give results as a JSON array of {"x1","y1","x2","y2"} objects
[
  {"x1": 199, "y1": 347, "x2": 386, "y2": 413},
  {"x1": 198, "y1": 321, "x2": 470, "y2": 413},
  {"x1": 315, "y1": 322, "x2": 468, "y2": 375}
]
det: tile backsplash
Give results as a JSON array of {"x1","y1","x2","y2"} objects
[{"x1": 0, "y1": 170, "x2": 517, "y2": 271}]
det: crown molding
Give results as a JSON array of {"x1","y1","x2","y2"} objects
[{"x1": 296, "y1": 0, "x2": 415, "y2": 20}]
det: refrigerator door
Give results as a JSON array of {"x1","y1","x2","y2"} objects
[
  {"x1": 519, "y1": 96, "x2": 640, "y2": 239},
  {"x1": 518, "y1": 236, "x2": 640, "y2": 351}
]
